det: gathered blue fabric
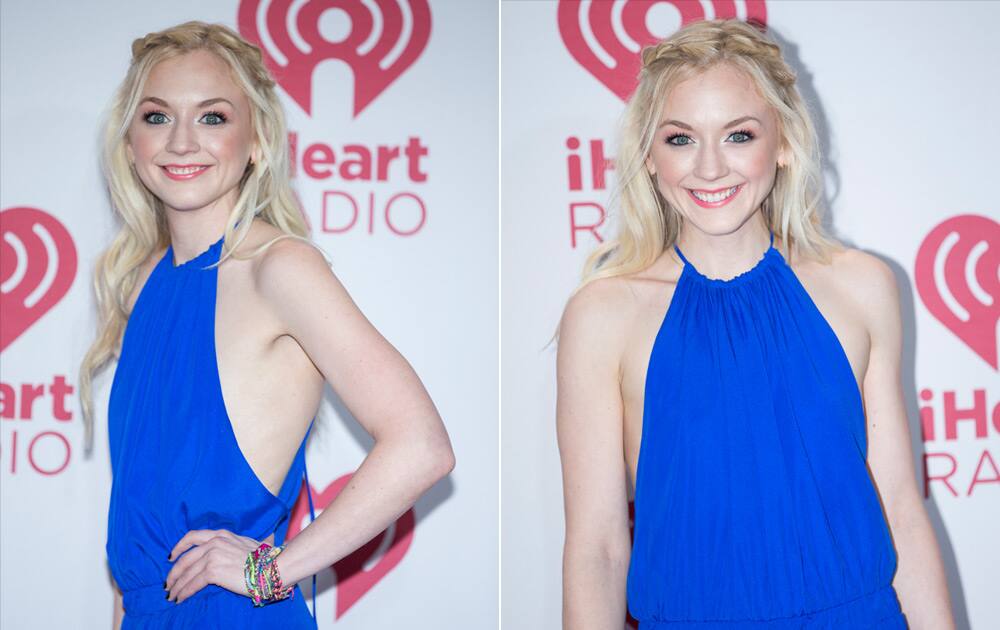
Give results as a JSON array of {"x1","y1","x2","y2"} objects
[
  {"x1": 107, "y1": 234, "x2": 318, "y2": 628},
  {"x1": 626, "y1": 232, "x2": 906, "y2": 629}
]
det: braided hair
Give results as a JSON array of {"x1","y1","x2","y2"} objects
[
  {"x1": 79, "y1": 21, "x2": 310, "y2": 452},
  {"x1": 578, "y1": 19, "x2": 838, "y2": 291}
]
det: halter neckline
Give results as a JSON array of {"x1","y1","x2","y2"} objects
[
  {"x1": 673, "y1": 231, "x2": 776, "y2": 286},
  {"x1": 165, "y1": 234, "x2": 225, "y2": 270}
]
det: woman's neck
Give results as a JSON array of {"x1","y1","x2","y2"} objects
[
  {"x1": 163, "y1": 203, "x2": 233, "y2": 266},
  {"x1": 674, "y1": 215, "x2": 772, "y2": 280}
]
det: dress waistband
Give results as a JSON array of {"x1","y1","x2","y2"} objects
[
  {"x1": 637, "y1": 585, "x2": 906, "y2": 629},
  {"x1": 122, "y1": 582, "x2": 225, "y2": 616}
]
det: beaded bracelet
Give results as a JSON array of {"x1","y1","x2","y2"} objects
[{"x1": 244, "y1": 542, "x2": 294, "y2": 607}]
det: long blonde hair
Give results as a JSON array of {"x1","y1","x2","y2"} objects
[
  {"x1": 79, "y1": 21, "x2": 315, "y2": 453},
  {"x1": 581, "y1": 19, "x2": 840, "y2": 289}
]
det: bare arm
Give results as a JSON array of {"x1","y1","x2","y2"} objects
[
  {"x1": 111, "y1": 575, "x2": 123, "y2": 629},
  {"x1": 256, "y1": 240, "x2": 455, "y2": 585},
  {"x1": 557, "y1": 283, "x2": 632, "y2": 629},
  {"x1": 860, "y1": 256, "x2": 955, "y2": 630}
]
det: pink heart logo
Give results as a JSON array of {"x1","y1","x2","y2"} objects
[
  {"x1": 1, "y1": 207, "x2": 77, "y2": 352},
  {"x1": 237, "y1": 0, "x2": 432, "y2": 117},
  {"x1": 557, "y1": 0, "x2": 769, "y2": 102},
  {"x1": 915, "y1": 214, "x2": 1000, "y2": 370},
  {"x1": 288, "y1": 473, "x2": 415, "y2": 619}
]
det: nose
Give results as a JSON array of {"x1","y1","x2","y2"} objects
[
  {"x1": 165, "y1": 119, "x2": 200, "y2": 156},
  {"x1": 692, "y1": 142, "x2": 729, "y2": 182}
]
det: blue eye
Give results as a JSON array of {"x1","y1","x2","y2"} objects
[
  {"x1": 666, "y1": 133, "x2": 693, "y2": 146},
  {"x1": 201, "y1": 111, "x2": 227, "y2": 125},
  {"x1": 666, "y1": 129, "x2": 757, "y2": 147},
  {"x1": 729, "y1": 129, "x2": 755, "y2": 143},
  {"x1": 140, "y1": 110, "x2": 228, "y2": 125},
  {"x1": 143, "y1": 111, "x2": 169, "y2": 125}
]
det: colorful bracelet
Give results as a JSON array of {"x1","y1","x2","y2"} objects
[{"x1": 244, "y1": 542, "x2": 294, "y2": 607}]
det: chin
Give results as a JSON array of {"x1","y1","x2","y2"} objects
[
  {"x1": 679, "y1": 208, "x2": 758, "y2": 237},
  {"x1": 153, "y1": 193, "x2": 221, "y2": 213},
  {"x1": 146, "y1": 181, "x2": 233, "y2": 212}
]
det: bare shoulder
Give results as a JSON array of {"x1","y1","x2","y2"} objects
[
  {"x1": 831, "y1": 246, "x2": 896, "y2": 292},
  {"x1": 835, "y1": 246, "x2": 899, "y2": 310},
  {"x1": 803, "y1": 245, "x2": 901, "y2": 335},
  {"x1": 560, "y1": 276, "x2": 640, "y2": 353},
  {"x1": 239, "y1": 223, "x2": 336, "y2": 298}
]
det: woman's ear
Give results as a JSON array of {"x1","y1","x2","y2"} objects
[
  {"x1": 646, "y1": 156, "x2": 655, "y2": 176},
  {"x1": 777, "y1": 143, "x2": 789, "y2": 169}
]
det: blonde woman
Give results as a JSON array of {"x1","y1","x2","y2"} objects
[
  {"x1": 556, "y1": 19, "x2": 953, "y2": 629},
  {"x1": 79, "y1": 22, "x2": 454, "y2": 628}
]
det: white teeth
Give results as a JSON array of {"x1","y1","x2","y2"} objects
[
  {"x1": 165, "y1": 166, "x2": 206, "y2": 175},
  {"x1": 691, "y1": 185, "x2": 739, "y2": 203}
]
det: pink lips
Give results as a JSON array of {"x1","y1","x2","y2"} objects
[
  {"x1": 160, "y1": 164, "x2": 211, "y2": 181},
  {"x1": 687, "y1": 184, "x2": 744, "y2": 208}
]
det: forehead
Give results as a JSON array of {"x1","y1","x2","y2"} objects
[
  {"x1": 660, "y1": 63, "x2": 773, "y2": 127},
  {"x1": 142, "y1": 49, "x2": 247, "y2": 106}
]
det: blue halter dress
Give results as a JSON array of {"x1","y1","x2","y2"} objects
[
  {"x1": 106, "y1": 233, "x2": 318, "y2": 628},
  {"x1": 626, "y1": 233, "x2": 907, "y2": 629}
]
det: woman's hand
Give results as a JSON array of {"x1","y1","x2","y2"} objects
[{"x1": 165, "y1": 529, "x2": 275, "y2": 604}]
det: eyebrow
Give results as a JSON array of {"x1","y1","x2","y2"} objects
[
  {"x1": 138, "y1": 97, "x2": 235, "y2": 108},
  {"x1": 657, "y1": 115, "x2": 761, "y2": 130}
]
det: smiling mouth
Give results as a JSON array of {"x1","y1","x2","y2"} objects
[
  {"x1": 161, "y1": 165, "x2": 211, "y2": 180},
  {"x1": 690, "y1": 185, "x2": 740, "y2": 202}
]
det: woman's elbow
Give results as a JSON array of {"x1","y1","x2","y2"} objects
[
  {"x1": 409, "y1": 421, "x2": 455, "y2": 488},
  {"x1": 375, "y1": 408, "x2": 454, "y2": 488},
  {"x1": 425, "y1": 434, "x2": 456, "y2": 482},
  {"x1": 565, "y1": 531, "x2": 631, "y2": 569}
]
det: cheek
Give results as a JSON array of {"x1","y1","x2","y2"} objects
[
  {"x1": 126, "y1": 128, "x2": 157, "y2": 162},
  {"x1": 649, "y1": 148, "x2": 689, "y2": 187},
  {"x1": 208, "y1": 130, "x2": 253, "y2": 163},
  {"x1": 735, "y1": 142, "x2": 780, "y2": 180}
]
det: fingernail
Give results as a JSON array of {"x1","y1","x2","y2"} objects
[{"x1": 163, "y1": 581, "x2": 167, "y2": 590}]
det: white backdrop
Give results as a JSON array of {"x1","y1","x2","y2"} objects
[
  {"x1": 0, "y1": 0, "x2": 497, "y2": 628},
  {"x1": 501, "y1": 1, "x2": 999, "y2": 629}
]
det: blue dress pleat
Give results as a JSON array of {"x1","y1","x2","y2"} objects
[
  {"x1": 626, "y1": 233, "x2": 907, "y2": 629},
  {"x1": 106, "y1": 234, "x2": 318, "y2": 628}
]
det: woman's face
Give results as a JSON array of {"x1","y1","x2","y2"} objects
[
  {"x1": 126, "y1": 49, "x2": 258, "y2": 217},
  {"x1": 646, "y1": 63, "x2": 787, "y2": 238}
]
